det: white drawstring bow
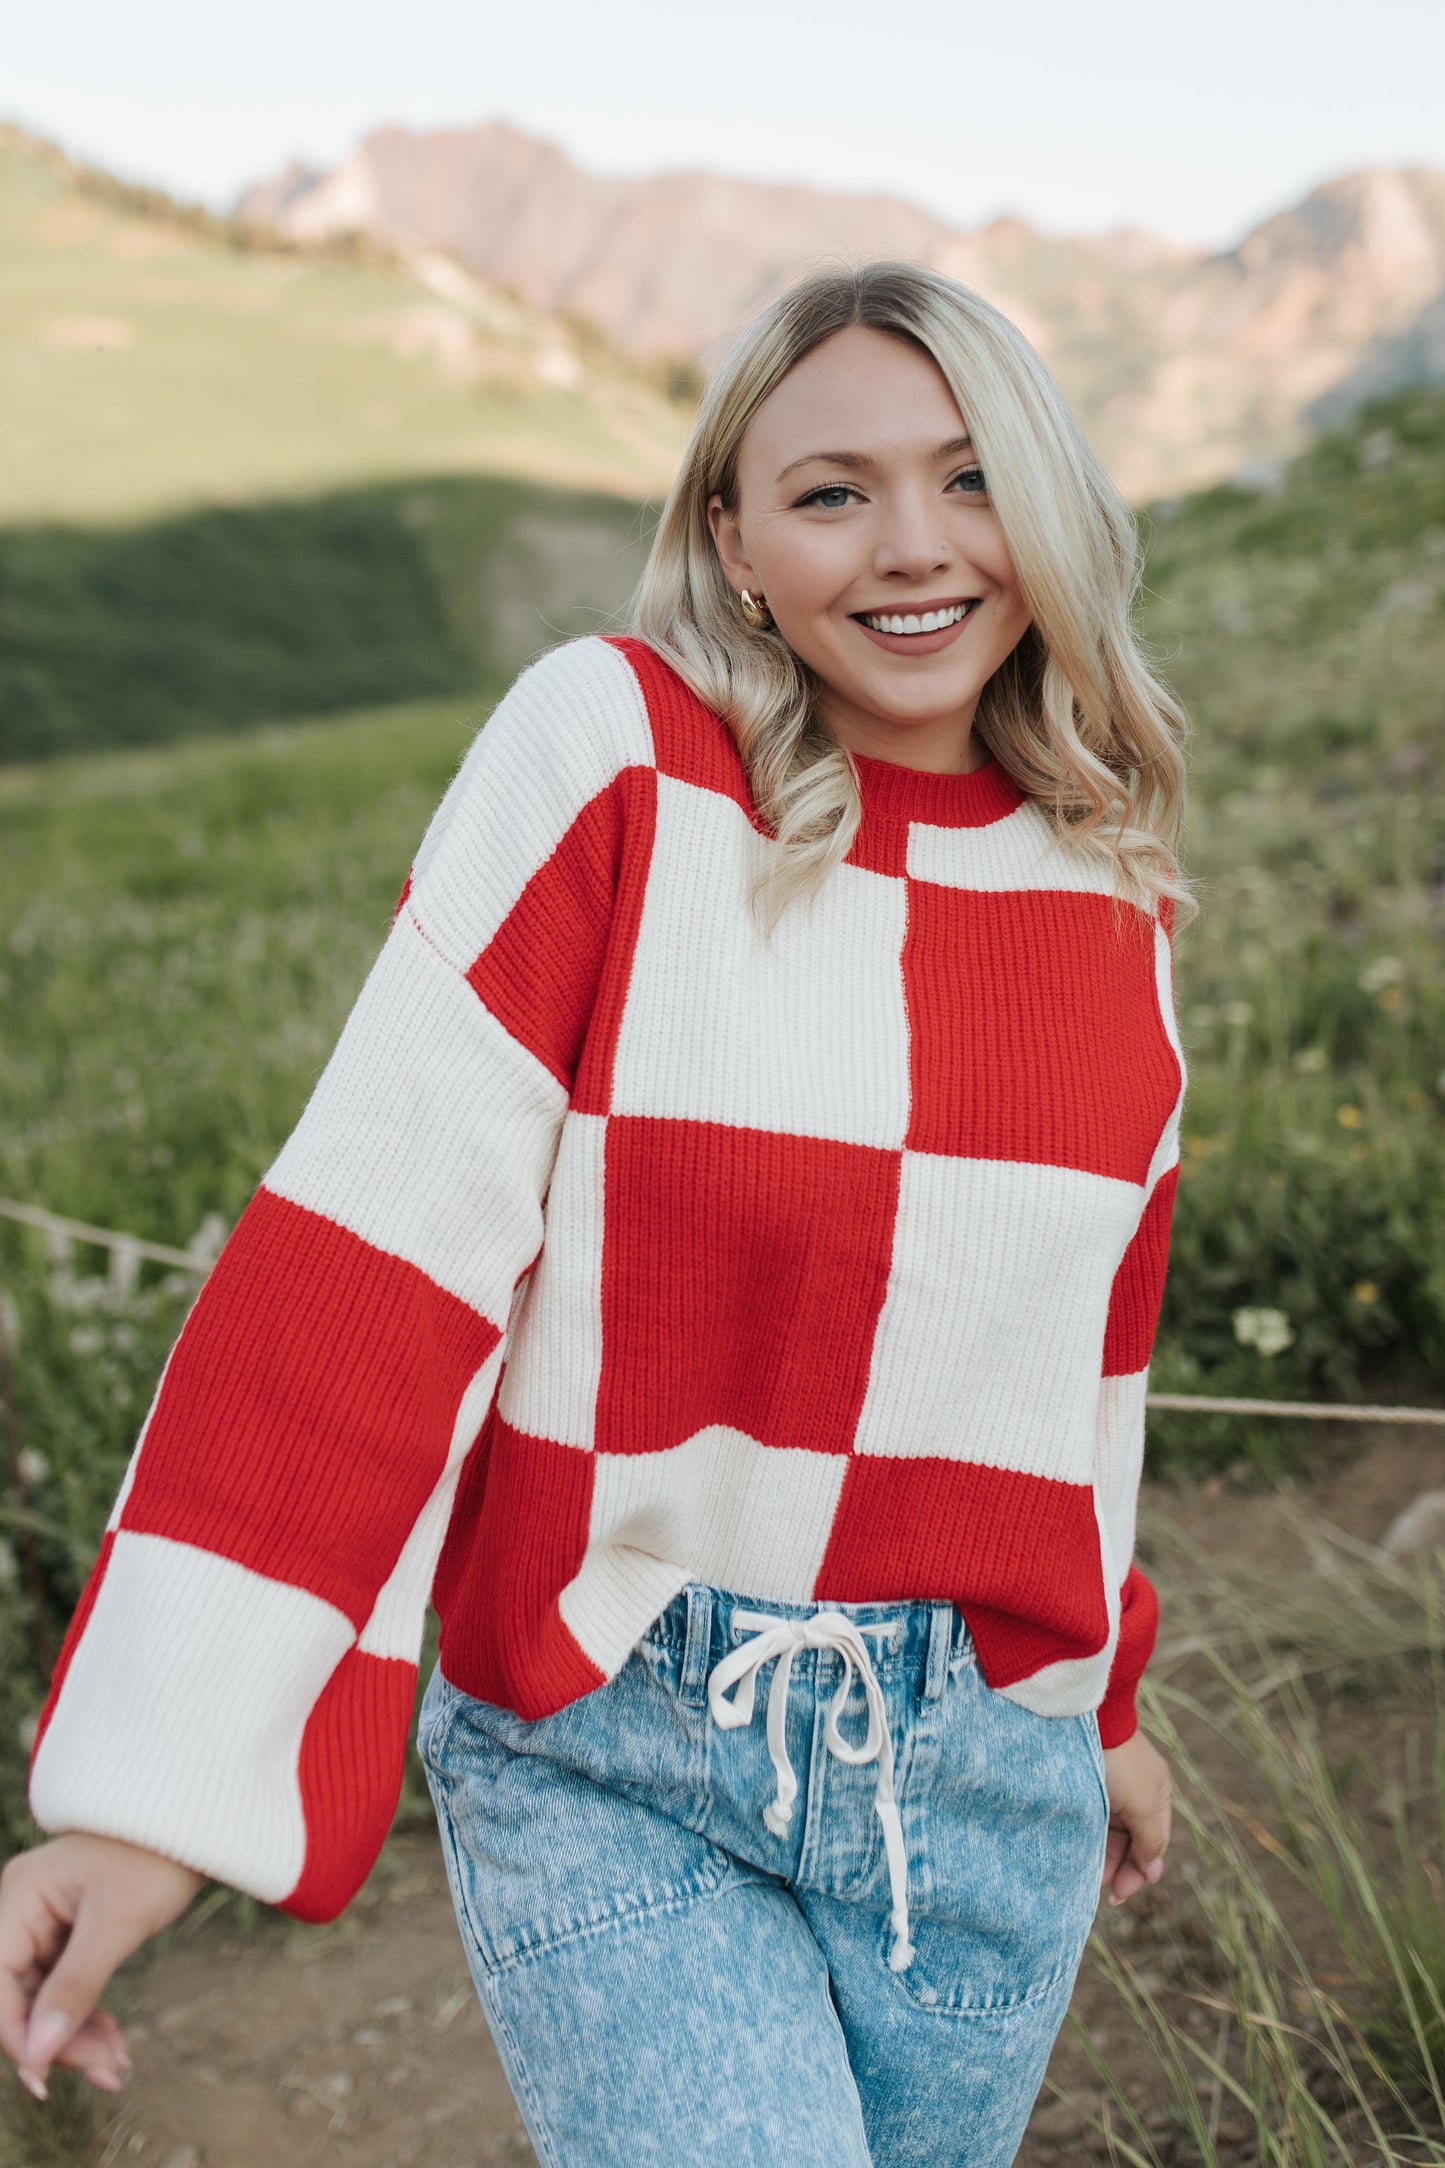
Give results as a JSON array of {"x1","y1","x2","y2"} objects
[{"x1": 706, "y1": 1608, "x2": 917, "y2": 1974}]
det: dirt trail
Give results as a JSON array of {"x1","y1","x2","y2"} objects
[{"x1": 21, "y1": 1429, "x2": 1445, "y2": 2167}]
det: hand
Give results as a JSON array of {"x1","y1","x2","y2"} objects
[
  {"x1": 0, "y1": 1834, "x2": 204, "y2": 2100},
  {"x1": 1100, "y1": 1728, "x2": 1171, "y2": 1907}
]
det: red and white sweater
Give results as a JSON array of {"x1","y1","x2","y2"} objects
[{"x1": 31, "y1": 634, "x2": 1185, "y2": 1919}]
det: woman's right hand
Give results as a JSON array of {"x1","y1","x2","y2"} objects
[{"x1": 0, "y1": 1834, "x2": 204, "y2": 2100}]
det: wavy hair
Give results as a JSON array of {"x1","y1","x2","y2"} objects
[{"x1": 631, "y1": 259, "x2": 1195, "y2": 932}]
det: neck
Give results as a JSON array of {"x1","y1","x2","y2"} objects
[{"x1": 817, "y1": 693, "x2": 989, "y2": 777}]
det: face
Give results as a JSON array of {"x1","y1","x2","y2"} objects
[{"x1": 708, "y1": 324, "x2": 1033, "y2": 771}]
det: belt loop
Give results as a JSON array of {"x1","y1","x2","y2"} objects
[
  {"x1": 679, "y1": 1584, "x2": 714, "y2": 1707},
  {"x1": 924, "y1": 1603, "x2": 952, "y2": 1701}
]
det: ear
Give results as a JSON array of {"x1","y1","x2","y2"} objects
[{"x1": 707, "y1": 493, "x2": 756, "y2": 597}]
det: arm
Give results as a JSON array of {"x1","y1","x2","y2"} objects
[
  {"x1": 1093, "y1": 1159, "x2": 1177, "y2": 1747},
  {"x1": 26, "y1": 634, "x2": 655, "y2": 1920},
  {"x1": 1094, "y1": 898, "x2": 1185, "y2": 1750}
]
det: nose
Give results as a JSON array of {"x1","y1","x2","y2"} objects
[{"x1": 872, "y1": 485, "x2": 956, "y2": 584}]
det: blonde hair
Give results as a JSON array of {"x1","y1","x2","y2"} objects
[{"x1": 631, "y1": 260, "x2": 1195, "y2": 932}]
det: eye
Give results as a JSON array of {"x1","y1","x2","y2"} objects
[
  {"x1": 948, "y1": 464, "x2": 989, "y2": 497},
  {"x1": 797, "y1": 482, "x2": 861, "y2": 510}
]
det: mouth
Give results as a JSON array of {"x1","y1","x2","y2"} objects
[
  {"x1": 850, "y1": 596, "x2": 983, "y2": 655},
  {"x1": 854, "y1": 599, "x2": 979, "y2": 635}
]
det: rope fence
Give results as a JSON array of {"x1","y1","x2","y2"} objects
[{"x1": 4, "y1": 1195, "x2": 1444, "y2": 1425}]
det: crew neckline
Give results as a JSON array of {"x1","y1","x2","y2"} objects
[{"x1": 849, "y1": 746, "x2": 1026, "y2": 828}]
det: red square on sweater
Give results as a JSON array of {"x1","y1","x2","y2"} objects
[
  {"x1": 595, "y1": 1115, "x2": 901, "y2": 1456},
  {"x1": 901, "y1": 883, "x2": 1178, "y2": 1185}
]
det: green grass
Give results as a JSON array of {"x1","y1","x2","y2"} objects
[
  {"x1": 1135, "y1": 383, "x2": 1445, "y2": 1468},
  {"x1": 0, "y1": 472, "x2": 653, "y2": 761},
  {"x1": 1053, "y1": 1517, "x2": 1445, "y2": 2163}
]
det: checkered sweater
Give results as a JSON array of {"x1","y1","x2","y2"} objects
[{"x1": 31, "y1": 635, "x2": 1184, "y2": 1919}]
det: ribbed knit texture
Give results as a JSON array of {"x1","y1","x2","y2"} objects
[{"x1": 30, "y1": 634, "x2": 1185, "y2": 1918}]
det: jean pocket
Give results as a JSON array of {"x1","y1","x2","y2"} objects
[
  {"x1": 1079, "y1": 1708, "x2": 1110, "y2": 1823},
  {"x1": 893, "y1": 1673, "x2": 1106, "y2": 2016},
  {"x1": 415, "y1": 1661, "x2": 460, "y2": 1773},
  {"x1": 427, "y1": 1675, "x2": 740, "y2": 1973}
]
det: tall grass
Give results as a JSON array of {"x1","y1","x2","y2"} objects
[
  {"x1": 1050, "y1": 1518, "x2": 1445, "y2": 2163},
  {"x1": 1137, "y1": 384, "x2": 1445, "y2": 1470}
]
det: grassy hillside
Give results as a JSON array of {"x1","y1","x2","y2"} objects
[
  {"x1": 0, "y1": 125, "x2": 686, "y2": 527},
  {"x1": 1135, "y1": 383, "x2": 1445, "y2": 1462},
  {"x1": 0, "y1": 474, "x2": 653, "y2": 761},
  {"x1": 0, "y1": 383, "x2": 1442, "y2": 1854}
]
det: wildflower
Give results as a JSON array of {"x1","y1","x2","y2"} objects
[
  {"x1": 1294, "y1": 1047, "x2": 1327, "y2": 1074},
  {"x1": 1358, "y1": 956, "x2": 1404, "y2": 993},
  {"x1": 1353, "y1": 1282, "x2": 1379, "y2": 1304},
  {"x1": 1378, "y1": 986, "x2": 1404, "y2": 1013},
  {"x1": 16, "y1": 1448, "x2": 49, "y2": 1487},
  {"x1": 1335, "y1": 1104, "x2": 1364, "y2": 1130},
  {"x1": 1233, "y1": 1307, "x2": 1295, "y2": 1357}
]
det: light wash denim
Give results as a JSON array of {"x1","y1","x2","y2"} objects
[{"x1": 418, "y1": 1583, "x2": 1109, "y2": 2167}]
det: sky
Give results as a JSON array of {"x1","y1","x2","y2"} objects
[{"x1": 7, "y1": 0, "x2": 1444, "y2": 249}]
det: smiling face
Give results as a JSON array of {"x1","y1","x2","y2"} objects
[{"x1": 707, "y1": 323, "x2": 1034, "y2": 774}]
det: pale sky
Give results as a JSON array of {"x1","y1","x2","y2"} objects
[{"x1": 8, "y1": 0, "x2": 1443, "y2": 249}]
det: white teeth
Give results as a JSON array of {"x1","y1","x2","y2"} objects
[{"x1": 861, "y1": 601, "x2": 973, "y2": 636}]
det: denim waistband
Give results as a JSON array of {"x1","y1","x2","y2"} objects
[{"x1": 641, "y1": 1582, "x2": 972, "y2": 1711}]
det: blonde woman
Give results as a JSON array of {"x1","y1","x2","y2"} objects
[{"x1": 1, "y1": 261, "x2": 1188, "y2": 2166}]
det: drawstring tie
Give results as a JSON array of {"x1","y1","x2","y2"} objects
[{"x1": 706, "y1": 1608, "x2": 917, "y2": 1974}]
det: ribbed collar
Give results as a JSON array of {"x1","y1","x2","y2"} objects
[{"x1": 850, "y1": 747, "x2": 1026, "y2": 828}]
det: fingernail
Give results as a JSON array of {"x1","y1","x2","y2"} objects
[
  {"x1": 24, "y1": 2011, "x2": 74, "y2": 2068},
  {"x1": 89, "y1": 2069, "x2": 125, "y2": 2094},
  {"x1": 18, "y1": 2067, "x2": 49, "y2": 2102},
  {"x1": 1145, "y1": 1858, "x2": 1164, "y2": 1881}
]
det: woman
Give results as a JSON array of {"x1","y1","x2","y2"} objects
[{"x1": 0, "y1": 261, "x2": 1187, "y2": 2165}]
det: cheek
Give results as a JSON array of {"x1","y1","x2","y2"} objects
[{"x1": 750, "y1": 527, "x2": 858, "y2": 619}]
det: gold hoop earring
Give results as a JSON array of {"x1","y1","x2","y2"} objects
[{"x1": 739, "y1": 588, "x2": 773, "y2": 631}]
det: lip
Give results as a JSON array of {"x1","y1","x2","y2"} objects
[{"x1": 850, "y1": 597, "x2": 982, "y2": 657}]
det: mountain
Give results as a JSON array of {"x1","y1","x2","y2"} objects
[
  {"x1": 0, "y1": 123, "x2": 686, "y2": 527},
  {"x1": 239, "y1": 126, "x2": 1445, "y2": 500}
]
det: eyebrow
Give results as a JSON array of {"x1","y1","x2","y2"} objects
[{"x1": 776, "y1": 435, "x2": 975, "y2": 484}]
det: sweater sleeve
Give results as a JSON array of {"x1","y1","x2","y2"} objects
[
  {"x1": 28, "y1": 636, "x2": 656, "y2": 1918},
  {"x1": 1092, "y1": 904, "x2": 1186, "y2": 1749}
]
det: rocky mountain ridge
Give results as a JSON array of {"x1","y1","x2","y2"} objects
[{"x1": 240, "y1": 126, "x2": 1445, "y2": 498}]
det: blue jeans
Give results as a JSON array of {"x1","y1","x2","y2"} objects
[{"x1": 418, "y1": 1583, "x2": 1108, "y2": 2167}]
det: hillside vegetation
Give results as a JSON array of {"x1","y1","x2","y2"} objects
[
  {"x1": 1136, "y1": 384, "x2": 1445, "y2": 1461},
  {"x1": 0, "y1": 475, "x2": 652, "y2": 761},
  {"x1": 0, "y1": 125, "x2": 685, "y2": 529}
]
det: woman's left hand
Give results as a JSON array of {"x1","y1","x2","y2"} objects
[{"x1": 1099, "y1": 1729, "x2": 1172, "y2": 1907}]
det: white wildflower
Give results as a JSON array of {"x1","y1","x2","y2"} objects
[
  {"x1": 1233, "y1": 1306, "x2": 1294, "y2": 1358},
  {"x1": 16, "y1": 1448, "x2": 49, "y2": 1486},
  {"x1": 1359, "y1": 956, "x2": 1404, "y2": 994}
]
